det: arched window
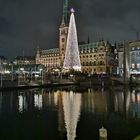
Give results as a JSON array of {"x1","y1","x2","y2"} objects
[
  {"x1": 90, "y1": 61, "x2": 92, "y2": 66},
  {"x1": 62, "y1": 38, "x2": 65, "y2": 42},
  {"x1": 93, "y1": 61, "x2": 96, "y2": 66},
  {"x1": 99, "y1": 61, "x2": 105, "y2": 65}
]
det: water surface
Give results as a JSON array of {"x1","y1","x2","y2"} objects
[{"x1": 0, "y1": 86, "x2": 140, "y2": 140}]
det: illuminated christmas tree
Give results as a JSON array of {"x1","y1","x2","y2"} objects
[{"x1": 63, "y1": 8, "x2": 81, "y2": 71}]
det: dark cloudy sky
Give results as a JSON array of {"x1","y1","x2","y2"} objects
[{"x1": 0, "y1": 0, "x2": 140, "y2": 59}]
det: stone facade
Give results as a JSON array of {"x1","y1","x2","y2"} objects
[
  {"x1": 35, "y1": 2, "x2": 115, "y2": 74},
  {"x1": 79, "y1": 41, "x2": 114, "y2": 74},
  {"x1": 117, "y1": 40, "x2": 140, "y2": 76},
  {"x1": 35, "y1": 37, "x2": 115, "y2": 74},
  {"x1": 13, "y1": 56, "x2": 35, "y2": 65}
]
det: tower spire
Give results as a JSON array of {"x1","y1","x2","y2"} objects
[{"x1": 62, "y1": 0, "x2": 69, "y2": 25}]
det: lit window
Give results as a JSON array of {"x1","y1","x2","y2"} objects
[
  {"x1": 131, "y1": 52, "x2": 135, "y2": 56},
  {"x1": 93, "y1": 61, "x2": 96, "y2": 66},
  {"x1": 90, "y1": 61, "x2": 92, "y2": 65},
  {"x1": 137, "y1": 63, "x2": 140, "y2": 68},
  {"x1": 132, "y1": 64, "x2": 135, "y2": 68}
]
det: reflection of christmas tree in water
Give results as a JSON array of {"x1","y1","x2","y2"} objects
[
  {"x1": 63, "y1": 8, "x2": 81, "y2": 71},
  {"x1": 62, "y1": 91, "x2": 81, "y2": 140}
]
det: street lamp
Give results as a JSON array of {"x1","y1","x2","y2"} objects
[
  {"x1": 11, "y1": 64, "x2": 14, "y2": 81},
  {"x1": 0, "y1": 64, "x2": 3, "y2": 88},
  {"x1": 30, "y1": 68, "x2": 33, "y2": 84},
  {"x1": 0, "y1": 73, "x2": 2, "y2": 88},
  {"x1": 39, "y1": 68, "x2": 43, "y2": 84},
  {"x1": 18, "y1": 70, "x2": 20, "y2": 86}
]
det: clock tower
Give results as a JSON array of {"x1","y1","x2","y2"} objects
[{"x1": 59, "y1": 0, "x2": 69, "y2": 67}]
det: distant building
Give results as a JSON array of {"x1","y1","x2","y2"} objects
[
  {"x1": 0, "y1": 56, "x2": 9, "y2": 65},
  {"x1": 36, "y1": 40, "x2": 115, "y2": 74},
  {"x1": 36, "y1": 48, "x2": 60, "y2": 68},
  {"x1": 79, "y1": 41, "x2": 115, "y2": 74},
  {"x1": 13, "y1": 56, "x2": 35, "y2": 65},
  {"x1": 0, "y1": 56, "x2": 10, "y2": 74},
  {"x1": 117, "y1": 40, "x2": 140, "y2": 76},
  {"x1": 35, "y1": 0, "x2": 116, "y2": 74},
  {"x1": 129, "y1": 41, "x2": 140, "y2": 74}
]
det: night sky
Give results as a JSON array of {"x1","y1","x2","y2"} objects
[{"x1": 0, "y1": 0, "x2": 140, "y2": 58}]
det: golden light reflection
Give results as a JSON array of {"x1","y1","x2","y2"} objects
[
  {"x1": 61, "y1": 91, "x2": 81, "y2": 140},
  {"x1": 34, "y1": 94, "x2": 43, "y2": 110},
  {"x1": 18, "y1": 95, "x2": 27, "y2": 113}
]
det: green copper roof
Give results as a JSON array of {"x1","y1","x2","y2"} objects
[
  {"x1": 41, "y1": 48, "x2": 59, "y2": 55},
  {"x1": 79, "y1": 42, "x2": 99, "y2": 50},
  {"x1": 63, "y1": 0, "x2": 69, "y2": 24},
  {"x1": 40, "y1": 41, "x2": 108, "y2": 55},
  {"x1": 78, "y1": 41, "x2": 108, "y2": 49}
]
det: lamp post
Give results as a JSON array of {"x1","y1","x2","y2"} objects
[
  {"x1": 0, "y1": 60, "x2": 3, "y2": 88},
  {"x1": 11, "y1": 64, "x2": 14, "y2": 81},
  {"x1": 41, "y1": 69, "x2": 43, "y2": 84},
  {"x1": 18, "y1": 73, "x2": 20, "y2": 86},
  {"x1": 0, "y1": 73, "x2": 2, "y2": 88},
  {"x1": 30, "y1": 69, "x2": 32, "y2": 84},
  {"x1": 39, "y1": 68, "x2": 43, "y2": 84}
]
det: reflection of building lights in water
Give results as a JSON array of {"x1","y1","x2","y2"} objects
[
  {"x1": 54, "y1": 91, "x2": 60, "y2": 106},
  {"x1": 114, "y1": 92, "x2": 124, "y2": 112},
  {"x1": 18, "y1": 95, "x2": 27, "y2": 113},
  {"x1": 34, "y1": 94, "x2": 42, "y2": 110},
  {"x1": 126, "y1": 91, "x2": 130, "y2": 112},
  {"x1": 0, "y1": 92, "x2": 2, "y2": 114},
  {"x1": 132, "y1": 90, "x2": 136, "y2": 102},
  {"x1": 62, "y1": 91, "x2": 81, "y2": 140},
  {"x1": 18, "y1": 95, "x2": 23, "y2": 112},
  {"x1": 132, "y1": 91, "x2": 140, "y2": 102},
  {"x1": 115, "y1": 90, "x2": 131, "y2": 113},
  {"x1": 130, "y1": 91, "x2": 140, "y2": 118},
  {"x1": 70, "y1": 91, "x2": 74, "y2": 101}
]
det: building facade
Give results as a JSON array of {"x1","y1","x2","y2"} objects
[
  {"x1": 13, "y1": 56, "x2": 35, "y2": 65},
  {"x1": 0, "y1": 56, "x2": 9, "y2": 65},
  {"x1": 117, "y1": 40, "x2": 140, "y2": 76},
  {"x1": 129, "y1": 41, "x2": 140, "y2": 74},
  {"x1": 79, "y1": 41, "x2": 115, "y2": 74},
  {"x1": 35, "y1": 1, "x2": 115, "y2": 74},
  {"x1": 36, "y1": 48, "x2": 60, "y2": 68},
  {"x1": 36, "y1": 40, "x2": 115, "y2": 74}
]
